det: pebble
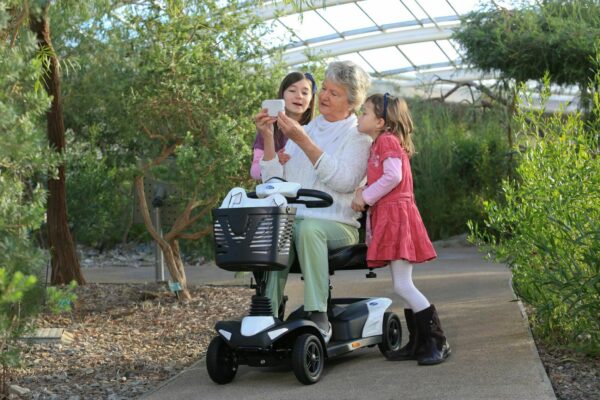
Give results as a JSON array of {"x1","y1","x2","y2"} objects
[{"x1": 9, "y1": 385, "x2": 31, "y2": 396}]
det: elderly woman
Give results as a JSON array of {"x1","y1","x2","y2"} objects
[{"x1": 255, "y1": 61, "x2": 371, "y2": 341}]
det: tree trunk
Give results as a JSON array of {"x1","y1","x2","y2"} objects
[
  {"x1": 134, "y1": 176, "x2": 191, "y2": 300},
  {"x1": 30, "y1": 6, "x2": 85, "y2": 286}
]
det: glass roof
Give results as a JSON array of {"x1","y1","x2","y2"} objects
[{"x1": 254, "y1": 0, "x2": 579, "y2": 110}]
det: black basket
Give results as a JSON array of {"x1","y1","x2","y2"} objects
[{"x1": 212, "y1": 206, "x2": 296, "y2": 272}]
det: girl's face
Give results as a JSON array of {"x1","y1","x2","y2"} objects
[
  {"x1": 318, "y1": 79, "x2": 353, "y2": 122},
  {"x1": 357, "y1": 101, "x2": 384, "y2": 139},
  {"x1": 283, "y1": 78, "x2": 313, "y2": 120}
]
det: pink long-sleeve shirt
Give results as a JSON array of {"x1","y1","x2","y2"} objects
[
  {"x1": 362, "y1": 157, "x2": 402, "y2": 205},
  {"x1": 250, "y1": 148, "x2": 264, "y2": 180}
]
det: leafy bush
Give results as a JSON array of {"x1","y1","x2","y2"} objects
[
  {"x1": 469, "y1": 79, "x2": 600, "y2": 354},
  {"x1": 0, "y1": 14, "x2": 77, "y2": 393},
  {"x1": 66, "y1": 131, "x2": 131, "y2": 248},
  {"x1": 411, "y1": 101, "x2": 511, "y2": 240}
]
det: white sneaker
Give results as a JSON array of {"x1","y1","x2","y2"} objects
[{"x1": 318, "y1": 322, "x2": 332, "y2": 344}]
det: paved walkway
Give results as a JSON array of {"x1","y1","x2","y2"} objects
[{"x1": 86, "y1": 245, "x2": 556, "y2": 400}]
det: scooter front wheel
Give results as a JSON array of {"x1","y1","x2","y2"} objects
[
  {"x1": 292, "y1": 333, "x2": 324, "y2": 385},
  {"x1": 379, "y1": 312, "x2": 402, "y2": 356},
  {"x1": 206, "y1": 336, "x2": 238, "y2": 384}
]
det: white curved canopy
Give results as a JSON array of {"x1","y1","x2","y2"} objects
[{"x1": 255, "y1": 0, "x2": 580, "y2": 111}]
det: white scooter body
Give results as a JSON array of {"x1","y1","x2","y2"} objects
[{"x1": 207, "y1": 183, "x2": 401, "y2": 385}]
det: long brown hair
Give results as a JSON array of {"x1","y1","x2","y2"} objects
[
  {"x1": 277, "y1": 71, "x2": 316, "y2": 126},
  {"x1": 366, "y1": 93, "x2": 415, "y2": 157}
]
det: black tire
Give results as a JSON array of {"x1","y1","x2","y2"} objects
[
  {"x1": 378, "y1": 312, "x2": 402, "y2": 357},
  {"x1": 206, "y1": 336, "x2": 238, "y2": 384},
  {"x1": 292, "y1": 333, "x2": 324, "y2": 385}
]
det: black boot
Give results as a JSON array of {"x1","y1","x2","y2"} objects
[
  {"x1": 415, "y1": 305, "x2": 451, "y2": 365},
  {"x1": 387, "y1": 309, "x2": 421, "y2": 360}
]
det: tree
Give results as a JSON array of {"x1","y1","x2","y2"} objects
[
  {"x1": 0, "y1": 4, "x2": 75, "y2": 393},
  {"x1": 29, "y1": 2, "x2": 85, "y2": 285},
  {"x1": 453, "y1": 0, "x2": 600, "y2": 110},
  {"x1": 58, "y1": 0, "x2": 294, "y2": 300},
  {"x1": 6, "y1": 0, "x2": 86, "y2": 285}
]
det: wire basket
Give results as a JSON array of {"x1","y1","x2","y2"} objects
[{"x1": 212, "y1": 206, "x2": 296, "y2": 271}]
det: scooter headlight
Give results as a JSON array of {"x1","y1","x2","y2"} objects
[
  {"x1": 267, "y1": 327, "x2": 288, "y2": 340},
  {"x1": 219, "y1": 329, "x2": 232, "y2": 341}
]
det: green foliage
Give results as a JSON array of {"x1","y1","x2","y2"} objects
[
  {"x1": 0, "y1": 7, "x2": 77, "y2": 384},
  {"x1": 453, "y1": 0, "x2": 600, "y2": 86},
  {"x1": 59, "y1": 0, "x2": 291, "y2": 252},
  {"x1": 65, "y1": 130, "x2": 131, "y2": 248},
  {"x1": 469, "y1": 77, "x2": 600, "y2": 354},
  {"x1": 410, "y1": 101, "x2": 511, "y2": 240}
]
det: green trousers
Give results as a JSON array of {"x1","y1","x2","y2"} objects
[{"x1": 266, "y1": 217, "x2": 359, "y2": 316}]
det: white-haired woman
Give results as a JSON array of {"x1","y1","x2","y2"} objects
[{"x1": 255, "y1": 61, "x2": 372, "y2": 341}]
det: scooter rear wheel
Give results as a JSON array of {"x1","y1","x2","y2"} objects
[
  {"x1": 292, "y1": 333, "x2": 324, "y2": 384},
  {"x1": 206, "y1": 336, "x2": 238, "y2": 384},
  {"x1": 378, "y1": 312, "x2": 402, "y2": 356}
]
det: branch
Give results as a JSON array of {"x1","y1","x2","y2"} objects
[
  {"x1": 177, "y1": 225, "x2": 213, "y2": 241},
  {"x1": 8, "y1": 1, "x2": 29, "y2": 47},
  {"x1": 134, "y1": 176, "x2": 165, "y2": 245},
  {"x1": 141, "y1": 125, "x2": 168, "y2": 143},
  {"x1": 432, "y1": 78, "x2": 510, "y2": 107},
  {"x1": 140, "y1": 140, "x2": 181, "y2": 174}
]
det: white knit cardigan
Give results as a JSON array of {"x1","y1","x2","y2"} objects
[{"x1": 260, "y1": 114, "x2": 371, "y2": 228}]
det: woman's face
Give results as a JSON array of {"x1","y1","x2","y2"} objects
[
  {"x1": 283, "y1": 78, "x2": 313, "y2": 121},
  {"x1": 318, "y1": 79, "x2": 353, "y2": 122}
]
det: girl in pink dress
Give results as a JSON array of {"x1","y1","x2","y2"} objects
[{"x1": 352, "y1": 93, "x2": 451, "y2": 365}]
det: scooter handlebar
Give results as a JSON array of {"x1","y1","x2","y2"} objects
[{"x1": 247, "y1": 188, "x2": 333, "y2": 208}]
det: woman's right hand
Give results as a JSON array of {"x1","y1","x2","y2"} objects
[{"x1": 255, "y1": 108, "x2": 276, "y2": 137}]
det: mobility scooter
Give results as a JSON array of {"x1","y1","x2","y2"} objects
[{"x1": 206, "y1": 180, "x2": 402, "y2": 385}]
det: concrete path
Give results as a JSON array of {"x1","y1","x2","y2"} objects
[{"x1": 85, "y1": 246, "x2": 556, "y2": 400}]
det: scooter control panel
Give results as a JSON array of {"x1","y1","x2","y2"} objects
[{"x1": 255, "y1": 182, "x2": 301, "y2": 198}]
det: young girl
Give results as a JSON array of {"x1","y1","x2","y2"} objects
[
  {"x1": 352, "y1": 93, "x2": 451, "y2": 365},
  {"x1": 250, "y1": 71, "x2": 317, "y2": 180}
]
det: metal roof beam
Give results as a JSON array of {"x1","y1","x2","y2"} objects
[
  {"x1": 283, "y1": 15, "x2": 461, "y2": 50},
  {"x1": 254, "y1": 0, "x2": 359, "y2": 21},
  {"x1": 282, "y1": 23, "x2": 460, "y2": 65}
]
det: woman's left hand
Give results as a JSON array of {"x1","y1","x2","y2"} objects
[
  {"x1": 277, "y1": 112, "x2": 307, "y2": 143},
  {"x1": 351, "y1": 187, "x2": 366, "y2": 212}
]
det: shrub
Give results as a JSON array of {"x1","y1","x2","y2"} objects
[
  {"x1": 411, "y1": 101, "x2": 511, "y2": 240},
  {"x1": 469, "y1": 78, "x2": 600, "y2": 354},
  {"x1": 66, "y1": 131, "x2": 131, "y2": 249},
  {"x1": 0, "y1": 15, "x2": 77, "y2": 394}
]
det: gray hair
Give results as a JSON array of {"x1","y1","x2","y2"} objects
[{"x1": 325, "y1": 61, "x2": 371, "y2": 112}]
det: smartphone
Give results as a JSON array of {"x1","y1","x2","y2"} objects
[{"x1": 262, "y1": 99, "x2": 285, "y2": 117}]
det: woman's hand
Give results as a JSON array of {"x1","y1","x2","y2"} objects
[
  {"x1": 277, "y1": 149, "x2": 291, "y2": 165},
  {"x1": 351, "y1": 187, "x2": 366, "y2": 212},
  {"x1": 255, "y1": 108, "x2": 276, "y2": 138},
  {"x1": 277, "y1": 112, "x2": 307, "y2": 143}
]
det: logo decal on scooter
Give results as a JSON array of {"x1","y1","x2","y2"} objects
[
  {"x1": 266, "y1": 185, "x2": 274, "y2": 189},
  {"x1": 369, "y1": 301, "x2": 378, "y2": 306}
]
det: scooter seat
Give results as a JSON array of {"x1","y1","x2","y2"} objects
[{"x1": 289, "y1": 243, "x2": 367, "y2": 275}]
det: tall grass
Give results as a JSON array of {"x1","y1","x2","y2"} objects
[{"x1": 410, "y1": 101, "x2": 511, "y2": 240}]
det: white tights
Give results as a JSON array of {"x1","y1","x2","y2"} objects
[{"x1": 390, "y1": 260, "x2": 430, "y2": 313}]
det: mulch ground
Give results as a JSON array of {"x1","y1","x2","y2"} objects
[
  {"x1": 7, "y1": 283, "x2": 252, "y2": 400},
  {"x1": 5, "y1": 282, "x2": 599, "y2": 400}
]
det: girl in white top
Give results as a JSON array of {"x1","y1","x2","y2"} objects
[{"x1": 257, "y1": 61, "x2": 371, "y2": 340}]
